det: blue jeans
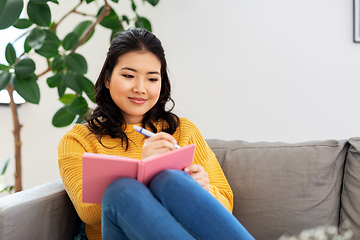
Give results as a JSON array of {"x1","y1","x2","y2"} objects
[{"x1": 101, "y1": 170, "x2": 255, "y2": 240}]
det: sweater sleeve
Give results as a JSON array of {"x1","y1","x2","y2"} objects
[
  {"x1": 57, "y1": 129, "x2": 102, "y2": 226},
  {"x1": 205, "y1": 150, "x2": 234, "y2": 212},
  {"x1": 179, "y1": 119, "x2": 234, "y2": 212}
]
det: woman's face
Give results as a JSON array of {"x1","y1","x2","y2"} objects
[{"x1": 106, "y1": 51, "x2": 162, "y2": 124}]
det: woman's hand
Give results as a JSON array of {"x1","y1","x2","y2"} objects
[
  {"x1": 142, "y1": 132, "x2": 178, "y2": 159},
  {"x1": 184, "y1": 165, "x2": 210, "y2": 191}
]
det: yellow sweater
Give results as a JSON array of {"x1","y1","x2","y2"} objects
[{"x1": 58, "y1": 117, "x2": 233, "y2": 240}]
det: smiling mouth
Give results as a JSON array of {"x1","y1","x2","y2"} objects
[{"x1": 129, "y1": 97, "x2": 147, "y2": 104}]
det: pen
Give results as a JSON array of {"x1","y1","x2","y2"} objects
[{"x1": 133, "y1": 125, "x2": 181, "y2": 149}]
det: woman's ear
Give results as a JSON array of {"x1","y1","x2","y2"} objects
[{"x1": 105, "y1": 78, "x2": 110, "y2": 89}]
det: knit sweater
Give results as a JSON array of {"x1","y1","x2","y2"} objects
[{"x1": 58, "y1": 117, "x2": 233, "y2": 240}]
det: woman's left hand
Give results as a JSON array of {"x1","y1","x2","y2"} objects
[{"x1": 184, "y1": 164, "x2": 209, "y2": 191}]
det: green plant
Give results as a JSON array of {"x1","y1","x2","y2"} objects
[
  {"x1": 0, "y1": 0, "x2": 159, "y2": 192},
  {"x1": 0, "y1": 157, "x2": 14, "y2": 194}
]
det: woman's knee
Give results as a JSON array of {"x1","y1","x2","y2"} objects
[
  {"x1": 102, "y1": 178, "x2": 141, "y2": 205},
  {"x1": 153, "y1": 169, "x2": 187, "y2": 183},
  {"x1": 149, "y1": 170, "x2": 192, "y2": 193}
]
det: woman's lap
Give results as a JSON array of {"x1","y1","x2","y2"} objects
[{"x1": 101, "y1": 170, "x2": 255, "y2": 240}]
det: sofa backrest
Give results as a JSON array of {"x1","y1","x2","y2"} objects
[{"x1": 207, "y1": 139, "x2": 349, "y2": 240}]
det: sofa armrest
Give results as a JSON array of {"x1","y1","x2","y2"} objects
[{"x1": 0, "y1": 179, "x2": 80, "y2": 240}]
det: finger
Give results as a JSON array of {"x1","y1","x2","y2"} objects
[
  {"x1": 142, "y1": 136, "x2": 178, "y2": 159},
  {"x1": 144, "y1": 138, "x2": 176, "y2": 151},
  {"x1": 187, "y1": 172, "x2": 210, "y2": 191},
  {"x1": 150, "y1": 132, "x2": 178, "y2": 146},
  {"x1": 191, "y1": 172, "x2": 209, "y2": 182},
  {"x1": 144, "y1": 148, "x2": 172, "y2": 157},
  {"x1": 184, "y1": 164, "x2": 202, "y2": 173}
]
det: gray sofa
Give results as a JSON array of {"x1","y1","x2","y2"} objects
[{"x1": 0, "y1": 137, "x2": 359, "y2": 240}]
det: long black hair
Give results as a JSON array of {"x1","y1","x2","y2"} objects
[{"x1": 86, "y1": 28, "x2": 179, "y2": 149}]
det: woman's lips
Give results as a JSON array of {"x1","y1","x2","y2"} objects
[{"x1": 129, "y1": 97, "x2": 147, "y2": 104}]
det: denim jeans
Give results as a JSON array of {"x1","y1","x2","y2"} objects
[{"x1": 101, "y1": 170, "x2": 255, "y2": 240}]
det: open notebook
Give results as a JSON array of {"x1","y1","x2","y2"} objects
[{"x1": 82, "y1": 144, "x2": 195, "y2": 204}]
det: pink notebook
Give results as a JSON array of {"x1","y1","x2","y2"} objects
[{"x1": 82, "y1": 144, "x2": 195, "y2": 204}]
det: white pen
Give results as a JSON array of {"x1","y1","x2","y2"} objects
[{"x1": 133, "y1": 125, "x2": 181, "y2": 149}]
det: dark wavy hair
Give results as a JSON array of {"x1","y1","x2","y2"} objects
[{"x1": 86, "y1": 28, "x2": 179, "y2": 149}]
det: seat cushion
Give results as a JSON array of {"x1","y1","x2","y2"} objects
[
  {"x1": 207, "y1": 139, "x2": 348, "y2": 240},
  {"x1": 340, "y1": 137, "x2": 360, "y2": 239}
]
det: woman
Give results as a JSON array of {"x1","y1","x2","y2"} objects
[{"x1": 58, "y1": 28, "x2": 255, "y2": 240}]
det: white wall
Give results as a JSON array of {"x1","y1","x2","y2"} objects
[{"x1": 1, "y1": 0, "x2": 360, "y2": 190}]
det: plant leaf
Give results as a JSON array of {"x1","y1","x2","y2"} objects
[
  {"x1": 65, "y1": 53, "x2": 87, "y2": 74},
  {"x1": 77, "y1": 110, "x2": 92, "y2": 124},
  {"x1": 76, "y1": 75, "x2": 95, "y2": 103},
  {"x1": 135, "y1": 16, "x2": 152, "y2": 32},
  {"x1": 5, "y1": 43, "x2": 16, "y2": 65},
  {"x1": 35, "y1": 41, "x2": 59, "y2": 58},
  {"x1": 27, "y1": 1, "x2": 51, "y2": 27},
  {"x1": 43, "y1": 29, "x2": 61, "y2": 47},
  {"x1": 13, "y1": 18, "x2": 33, "y2": 29},
  {"x1": 51, "y1": 55, "x2": 65, "y2": 72},
  {"x1": 85, "y1": 0, "x2": 95, "y2": 3},
  {"x1": 1, "y1": 186, "x2": 9, "y2": 193},
  {"x1": 59, "y1": 93, "x2": 76, "y2": 105},
  {"x1": 98, "y1": 7, "x2": 122, "y2": 30},
  {"x1": 30, "y1": 0, "x2": 55, "y2": 3},
  {"x1": 146, "y1": 0, "x2": 159, "y2": 7},
  {"x1": 52, "y1": 106, "x2": 76, "y2": 127},
  {"x1": 24, "y1": 37, "x2": 32, "y2": 53},
  {"x1": 0, "y1": 71, "x2": 12, "y2": 90},
  {"x1": 0, "y1": 64, "x2": 9, "y2": 71},
  {"x1": 14, "y1": 58, "x2": 36, "y2": 79},
  {"x1": 122, "y1": 15, "x2": 130, "y2": 25},
  {"x1": 0, "y1": 0, "x2": 23, "y2": 30},
  {"x1": 131, "y1": 0, "x2": 137, "y2": 11},
  {"x1": 73, "y1": 20, "x2": 94, "y2": 45},
  {"x1": 27, "y1": 27, "x2": 46, "y2": 50},
  {"x1": 13, "y1": 74, "x2": 40, "y2": 104},
  {"x1": 57, "y1": 80, "x2": 66, "y2": 98},
  {"x1": 33, "y1": 29, "x2": 60, "y2": 58},
  {"x1": 75, "y1": 114, "x2": 85, "y2": 124},
  {"x1": 47, "y1": 73, "x2": 62, "y2": 88},
  {"x1": 111, "y1": 0, "x2": 119, "y2": 3},
  {"x1": 68, "y1": 96, "x2": 88, "y2": 115},
  {"x1": 1, "y1": 157, "x2": 11, "y2": 177},
  {"x1": 63, "y1": 72, "x2": 82, "y2": 94},
  {"x1": 62, "y1": 32, "x2": 79, "y2": 51}
]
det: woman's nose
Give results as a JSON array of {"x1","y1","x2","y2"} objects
[{"x1": 133, "y1": 79, "x2": 146, "y2": 94}]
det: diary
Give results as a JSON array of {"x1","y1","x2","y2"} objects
[{"x1": 82, "y1": 144, "x2": 195, "y2": 204}]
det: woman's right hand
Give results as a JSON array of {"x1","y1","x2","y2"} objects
[{"x1": 142, "y1": 132, "x2": 178, "y2": 159}]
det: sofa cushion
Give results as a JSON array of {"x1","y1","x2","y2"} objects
[
  {"x1": 207, "y1": 139, "x2": 348, "y2": 240},
  {"x1": 340, "y1": 137, "x2": 360, "y2": 239}
]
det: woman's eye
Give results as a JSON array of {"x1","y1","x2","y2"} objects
[
  {"x1": 149, "y1": 78, "x2": 159, "y2": 82},
  {"x1": 123, "y1": 75, "x2": 134, "y2": 78}
]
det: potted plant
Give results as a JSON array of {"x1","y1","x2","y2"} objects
[{"x1": 0, "y1": 0, "x2": 159, "y2": 192}]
